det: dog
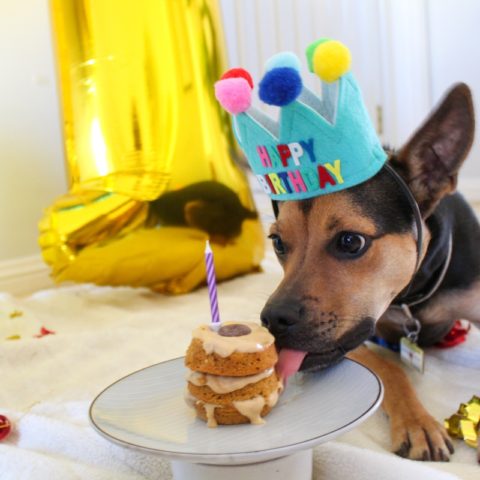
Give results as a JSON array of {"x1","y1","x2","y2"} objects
[{"x1": 260, "y1": 83, "x2": 478, "y2": 461}]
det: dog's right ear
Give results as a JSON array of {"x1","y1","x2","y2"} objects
[{"x1": 393, "y1": 83, "x2": 475, "y2": 217}]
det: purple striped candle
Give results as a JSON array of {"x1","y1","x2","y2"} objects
[{"x1": 205, "y1": 241, "x2": 220, "y2": 324}]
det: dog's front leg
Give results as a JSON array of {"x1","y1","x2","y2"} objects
[{"x1": 347, "y1": 345, "x2": 454, "y2": 461}]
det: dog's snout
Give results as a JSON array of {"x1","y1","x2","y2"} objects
[{"x1": 261, "y1": 302, "x2": 300, "y2": 335}]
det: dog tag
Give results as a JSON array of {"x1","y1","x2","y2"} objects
[
  {"x1": 398, "y1": 303, "x2": 424, "y2": 373},
  {"x1": 400, "y1": 337, "x2": 424, "y2": 373}
]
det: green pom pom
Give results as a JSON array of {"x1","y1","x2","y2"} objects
[{"x1": 305, "y1": 38, "x2": 331, "y2": 72}]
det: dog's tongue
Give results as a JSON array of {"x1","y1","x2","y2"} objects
[{"x1": 276, "y1": 349, "x2": 308, "y2": 383}]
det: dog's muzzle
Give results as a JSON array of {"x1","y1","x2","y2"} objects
[{"x1": 261, "y1": 300, "x2": 375, "y2": 370}]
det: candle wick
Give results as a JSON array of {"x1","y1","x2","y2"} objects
[{"x1": 205, "y1": 240, "x2": 212, "y2": 254}]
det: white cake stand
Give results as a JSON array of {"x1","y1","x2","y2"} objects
[{"x1": 89, "y1": 357, "x2": 383, "y2": 480}]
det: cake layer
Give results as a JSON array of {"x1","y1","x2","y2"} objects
[
  {"x1": 185, "y1": 338, "x2": 278, "y2": 376},
  {"x1": 191, "y1": 322, "x2": 274, "y2": 357},
  {"x1": 186, "y1": 367, "x2": 275, "y2": 394},
  {"x1": 194, "y1": 396, "x2": 276, "y2": 426},
  {"x1": 187, "y1": 370, "x2": 280, "y2": 404}
]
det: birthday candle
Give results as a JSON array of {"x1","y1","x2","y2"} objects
[{"x1": 205, "y1": 241, "x2": 220, "y2": 323}]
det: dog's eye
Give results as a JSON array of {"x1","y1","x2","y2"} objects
[
  {"x1": 268, "y1": 234, "x2": 287, "y2": 256},
  {"x1": 334, "y1": 232, "x2": 369, "y2": 258}
]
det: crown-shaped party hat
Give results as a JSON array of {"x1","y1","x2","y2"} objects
[{"x1": 215, "y1": 39, "x2": 387, "y2": 201}]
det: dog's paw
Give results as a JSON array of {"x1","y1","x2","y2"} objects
[{"x1": 391, "y1": 412, "x2": 454, "y2": 461}]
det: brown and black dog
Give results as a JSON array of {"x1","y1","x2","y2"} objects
[{"x1": 261, "y1": 83, "x2": 478, "y2": 461}]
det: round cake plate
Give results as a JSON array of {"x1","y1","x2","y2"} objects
[{"x1": 89, "y1": 357, "x2": 383, "y2": 480}]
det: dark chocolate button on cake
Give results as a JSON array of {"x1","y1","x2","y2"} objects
[{"x1": 218, "y1": 323, "x2": 252, "y2": 337}]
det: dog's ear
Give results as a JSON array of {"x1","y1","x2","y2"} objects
[{"x1": 393, "y1": 83, "x2": 475, "y2": 217}]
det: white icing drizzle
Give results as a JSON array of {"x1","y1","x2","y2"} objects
[
  {"x1": 193, "y1": 322, "x2": 274, "y2": 357},
  {"x1": 204, "y1": 403, "x2": 218, "y2": 428},
  {"x1": 187, "y1": 368, "x2": 274, "y2": 394},
  {"x1": 233, "y1": 396, "x2": 266, "y2": 425},
  {"x1": 267, "y1": 389, "x2": 279, "y2": 408}
]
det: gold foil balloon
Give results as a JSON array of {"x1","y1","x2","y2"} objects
[{"x1": 40, "y1": 0, "x2": 264, "y2": 293}]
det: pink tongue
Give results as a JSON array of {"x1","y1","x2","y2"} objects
[{"x1": 276, "y1": 349, "x2": 308, "y2": 383}]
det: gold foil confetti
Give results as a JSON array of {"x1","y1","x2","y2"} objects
[
  {"x1": 445, "y1": 396, "x2": 480, "y2": 448},
  {"x1": 9, "y1": 310, "x2": 23, "y2": 319},
  {"x1": 5, "y1": 335, "x2": 21, "y2": 341}
]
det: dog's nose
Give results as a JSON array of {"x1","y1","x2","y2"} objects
[{"x1": 261, "y1": 302, "x2": 299, "y2": 335}]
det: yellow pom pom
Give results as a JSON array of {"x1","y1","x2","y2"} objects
[{"x1": 313, "y1": 40, "x2": 351, "y2": 83}]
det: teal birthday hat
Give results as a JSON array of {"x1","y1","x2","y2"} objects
[{"x1": 214, "y1": 39, "x2": 387, "y2": 201}]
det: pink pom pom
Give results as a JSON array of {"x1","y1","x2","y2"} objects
[{"x1": 214, "y1": 77, "x2": 252, "y2": 114}]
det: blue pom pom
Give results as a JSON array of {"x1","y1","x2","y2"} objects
[{"x1": 258, "y1": 67, "x2": 303, "y2": 106}]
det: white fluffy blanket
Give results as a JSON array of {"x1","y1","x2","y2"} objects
[{"x1": 1, "y1": 246, "x2": 479, "y2": 480}]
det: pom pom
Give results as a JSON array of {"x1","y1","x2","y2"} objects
[
  {"x1": 265, "y1": 52, "x2": 301, "y2": 72},
  {"x1": 220, "y1": 68, "x2": 254, "y2": 89},
  {"x1": 214, "y1": 77, "x2": 252, "y2": 114},
  {"x1": 305, "y1": 38, "x2": 330, "y2": 72},
  {"x1": 258, "y1": 67, "x2": 302, "y2": 106},
  {"x1": 312, "y1": 40, "x2": 351, "y2": 83}
]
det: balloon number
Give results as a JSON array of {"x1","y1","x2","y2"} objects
[{"x1": 41, "y1": 0, "x2": 264, "y2": 293}]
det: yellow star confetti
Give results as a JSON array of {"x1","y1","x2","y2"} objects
[{"x1": 5, "y1": 334, "x2": 21, "y2": 340}]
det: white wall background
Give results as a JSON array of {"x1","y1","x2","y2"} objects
[
  {"x1": 0, "y1": 0, "x2": 479, "y2": 264},
  {"x1": 427, "y1": 0, "x2": 480, "y2": 179},
  {"x1": 0, "y1": 0, "x2": 66, "y2": 262},
  {"x1": 220, "y1": 0, "x2": 383, "y2": 131}
]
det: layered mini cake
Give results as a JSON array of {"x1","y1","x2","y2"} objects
[{"x1": 185, "y1": 322, "x2": 282, "y2": 427}]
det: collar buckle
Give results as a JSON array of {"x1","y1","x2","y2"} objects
[{"x1": 400, "y1": 303, "x2": 421, "y2": 344}]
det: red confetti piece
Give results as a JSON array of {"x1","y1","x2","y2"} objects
[
  {"x1": 34, "y1": 326, "x2": 56, "y2": 338},
  {"x1": 0, "y1": 415, "x2": 11, "y2": 441},
  {"x1": 435, "y1": 320, "x2": 471, "y2": 348}
]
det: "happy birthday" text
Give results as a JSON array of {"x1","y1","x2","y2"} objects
[{"x1": 254, "y1": 139, "x2": 344, "y2": 195}]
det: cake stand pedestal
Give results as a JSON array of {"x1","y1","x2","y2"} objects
[{"x1": 171, "y1": 449, "x2": 312, "y2": 480}]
